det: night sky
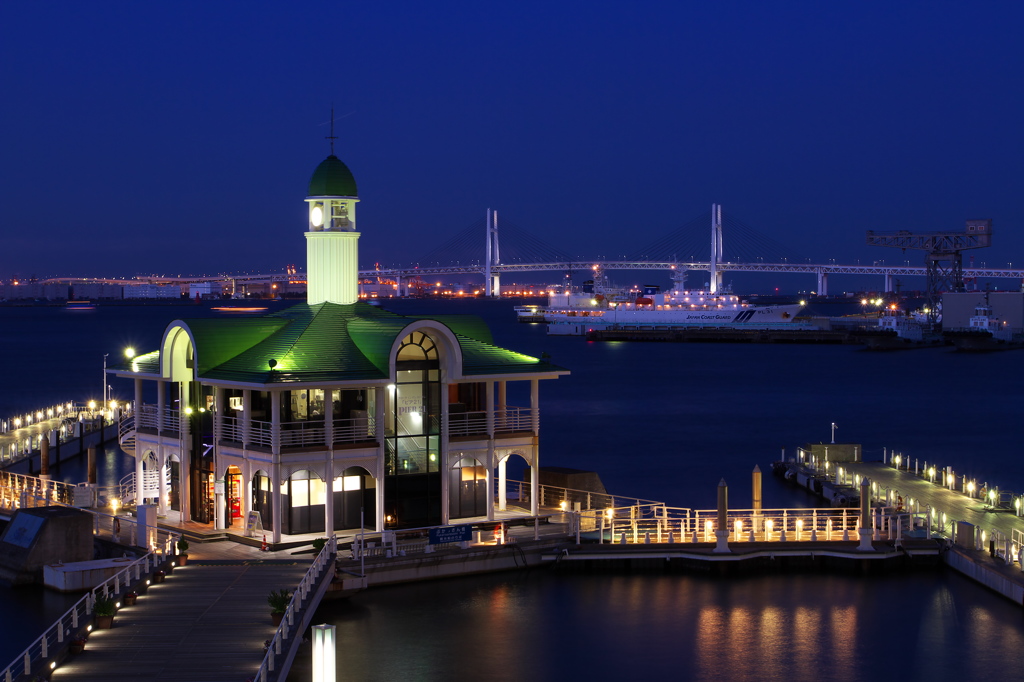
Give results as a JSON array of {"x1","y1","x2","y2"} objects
[{"x1": 3, "y1": 2, "x2": 1022, "y2": 290}]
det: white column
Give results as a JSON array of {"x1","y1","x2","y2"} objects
[
  {"x1": 498, "y1": 456, "x2": 507, "y2": 512},
  {"x1": 133, "y1": 379, "x2": 143, "y2": 418},
  {"x1": 156, "y1": 380, "x2": 165, "y2": 432},
  {"x1": 530, "y1": 452, "x2": 539, "y2": 517},
  {"x1": 324, "y1": 457, "x2": 335, "y2": 537},
  {"x1": 530, "y1": 379, "x2": 539, "y2": 433},
  {"x1": 486, "y1": 441, "x2": 495, "y2": 521},
  {"x1": 242, "y1": 390, "x2": 252, "y2": 445},
  {"x1": 135, "y1": 447, "x2": 145, "y2": 506},
  {"x1": 157, "y1": 451, "x2": 168, "y2": 516},
  {"x1": 272, "y1": 458, "x2": 283, "y2": 544},
  {"x1": 271, "y1": 391, "x2": 282, "y2": 542},
  {"x1": 376, "y1": 459, "x2": 385, "y2": 532},
  {"x1": 485, "y1": 382, "x2": 495, "y2": 436},
  {"x1": 324, "y1": 389, "x2": 334, "y2": 447},
  {"x1": 440, "y1": 399, "x2": 450, "y2": 526}
]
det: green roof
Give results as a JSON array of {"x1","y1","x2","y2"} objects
[
  {"x1": 114, "y1": 302, "x2": 566, "y2": 385},
  {"x1": 307, "y1": 155, "x2": 358, "y2": 197}
]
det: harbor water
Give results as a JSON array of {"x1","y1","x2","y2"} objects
[{"x1": 2, "y1": 299, "x2": 1024, "y2": 679}]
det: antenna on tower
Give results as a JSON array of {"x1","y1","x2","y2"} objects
[{"x1": 326, "y1": 104, "x2": 338, "y2": 155}]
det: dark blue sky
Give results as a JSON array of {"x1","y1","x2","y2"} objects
[{"x1": 3, "y1": 2, "x2": 1022, "y2": 287}]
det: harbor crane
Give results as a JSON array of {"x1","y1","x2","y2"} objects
[{"x1": 866, "y1": 219, "x2": 992, "y2": 327}]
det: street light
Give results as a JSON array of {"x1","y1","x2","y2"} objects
[{"x1": 103, "y1": 353, "x2": 109, "y2": 406}]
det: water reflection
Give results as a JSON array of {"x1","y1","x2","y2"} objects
[{"x1": 294, "y1": 571, "x2": 1024, "y2": 682}]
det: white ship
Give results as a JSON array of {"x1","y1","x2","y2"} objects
[{"x1": 538, "y1": 276, "x2": 804, "y2": 336}]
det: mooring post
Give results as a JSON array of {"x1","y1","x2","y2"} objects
[
  {"x1": 39, "y1": 437, "x2": 50, "y2": 480},
  {"x1": 714, "y1": 478, "x2": 730, "y2": 553},
  {"x1": 858, "y1": 477, "x2": 874, "y2": 551},
  {"x1": 752, "y1": 465, "x2": 762, "y2": 535}
]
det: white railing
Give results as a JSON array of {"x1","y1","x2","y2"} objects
[
  {"x1": 332, "y1": 416, "x2": 376, "y2": 443},
  {"x1": 135, "y1": 404, "x2": 159, "y2": 430},
  {"x1": 255, "y1": 536, "x2": 338, "y2": 682},
  {"x1": 577, "y1": 505, "x2": 933, "y2": 544},
  {"x1": 499, "y1": 479, "x2": 664, "y2": 512},
  {"x1": 448, "y1": 407, "x2": 536, "y2": 437},
  {"x1": 0, "y1": 471, "x2": 78, "y2": 511},
  {"x1": 0, "y1": 528, "x2": 177, "y2": 682},
  {"x1": 495, "y1": 406, "x2": 534, "y2": 432},
  {"x1": 242, "y1": 417, "x2": 377, "y2": 449}
]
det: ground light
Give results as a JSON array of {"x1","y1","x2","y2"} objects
[{"x1": 312, "y1": 624, "x2": 336, "y2": 682}]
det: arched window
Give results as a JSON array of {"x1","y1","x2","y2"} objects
[{"x1": 397, "y1": 332, "x2": 438, "y2": 362}]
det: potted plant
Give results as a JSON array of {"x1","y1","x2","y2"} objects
[
  {"x1": 311, "y1": 537, "x2": 327, "y2": 552},
  {"x1": 176, "y1": 538, "x2": 190, "y2": 566},
  {"x1": 123, "y1": 590, "x2": 138, "y2": 606},
  {"x1": 267, "y1": 589, "x2": 292, "y2": 627},
  {"x1": 152, "y1": 570, "x2": 166, "y2": 584},
  {"x1": 68, "y1": 634, "x2": 88, "y2": 654},
  {"x1": 93, "y1": 596, "x2": 116, "y2": 629}
]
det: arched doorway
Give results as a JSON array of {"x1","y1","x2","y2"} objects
[
  {"x1": 224, "y1": 465, "x2": 243, "y2": 527},
  {"x1": 281, "y1": 469, "x2": 326, "y2": 535},
  {"x1": 251, "y1": 469, "x2": 272, "y2": 529},
  {"x1": 333, "y1": 466, "x2": 375, "y2": 530},
  {"x1": 498, "y1": 452, "x2": 532, "y2": 512},
  {"x1": 450, "y1": 457, "x2": 487, "y2": 519}
]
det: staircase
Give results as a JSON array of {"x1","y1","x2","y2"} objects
[{"x1": 118, "y1": 413, "x2": 136, "y2": 457}]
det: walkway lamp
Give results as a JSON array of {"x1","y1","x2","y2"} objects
[{"x1": 311, "y1": 623, "x2": 337, "y2": 682}]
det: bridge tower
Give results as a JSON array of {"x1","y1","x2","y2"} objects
[
  {"x1": 709, "y1": 204, "x2": 724, "y2": 293},
  {"x1": 866, "y1": 219, "x2": 992, "y2": 326},
  {"x1": 484, "y1": 208, "x2": 501, "y2": 297}
]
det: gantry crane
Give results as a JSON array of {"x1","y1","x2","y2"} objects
[{"x1": 866, "y1": 219, "x2": 992, "y2": 327}]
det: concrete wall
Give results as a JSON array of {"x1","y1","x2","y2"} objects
[
  {"x1": 943, "y1": 292, "x2": 1024, "y2": 330},
  {"x1": 0, "y1": 507, "x2": 94, "y2": 584}
]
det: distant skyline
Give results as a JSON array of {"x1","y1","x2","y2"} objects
[{"x1": 3, "y1": 2, "x2": 1023, "y2": 286}]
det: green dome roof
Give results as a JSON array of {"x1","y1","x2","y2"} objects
[{"x1": 307, "y1": 155, "x2": 358, "y2": 197}]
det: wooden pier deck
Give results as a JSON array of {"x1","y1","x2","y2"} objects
[
  {"x1": 842, "y1": 461, "x2": 1024, "y2": 541},
  {"x1": 51, "y1": 552, "x2": 311, "y2": 682}
]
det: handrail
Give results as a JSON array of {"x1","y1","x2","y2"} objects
[
  {"x1": 497, "y1": 478, "x2": 665, "y2": 511},
  {"x1": 0, "y1": 528, "x2": 177, "y2": 681},
  {"x1": 0, "y1": 471, "x2": 77, "y2": 511},
  {"x1": 255, "y1": 536, "x2": 338, "y2": 682}
]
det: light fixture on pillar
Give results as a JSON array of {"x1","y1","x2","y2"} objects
[{"x1": 311, "y1": 623, "x2": 336, "y2": 682}]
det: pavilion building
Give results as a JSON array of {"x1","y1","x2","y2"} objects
[{"x1": 110, "y1": 152, "x2": 566, "y2": 541}]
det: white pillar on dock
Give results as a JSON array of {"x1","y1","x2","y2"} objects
[{"x1": 858, "y1": 478, "x2": 874, "y2": 551}]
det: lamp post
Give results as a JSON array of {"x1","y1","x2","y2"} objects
[{"x1": 102, "y1": 353, "x2": 109, "y2": 406}]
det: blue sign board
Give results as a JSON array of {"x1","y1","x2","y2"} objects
[{"x1": 429, "y1": 524, "x2": 472, "y2": 544}]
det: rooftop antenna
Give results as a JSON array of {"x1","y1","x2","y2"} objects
[
  {"x1": 320, "y1": 107, "x2": 354, "y2": 155},
  {"x1": 326, "y1": 105, "x2": 338, "y2": 155}
]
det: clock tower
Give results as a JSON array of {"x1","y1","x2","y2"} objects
[{"x1": 305, "y1": 154, "x2": 360, "y2": 304}]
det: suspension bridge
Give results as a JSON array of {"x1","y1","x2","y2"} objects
[{"x1": 364, "y1": 206, "x2": 1024, "y2": 297}]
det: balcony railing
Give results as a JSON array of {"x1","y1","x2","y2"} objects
[
  {"x1": 235, "y1": 416, "x2": 377, "y2": 449},
  {"x1": 447, "y1": 406, "x2": 535, "y2": 437},
  {"x1": 134, "y1": 405, "x2": 179, "y2": 433}
]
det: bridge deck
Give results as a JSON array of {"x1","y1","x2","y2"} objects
[{"x1": 51, "y1": 547, "x2": 310, "y2": 682}]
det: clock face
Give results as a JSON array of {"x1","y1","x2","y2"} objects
[{"x1": 310, "y1": 205, "x2": 324, "y2": 227}]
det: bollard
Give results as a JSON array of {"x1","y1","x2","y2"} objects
[
  {"x1": 620, "y1": 532, "x2": 627, "y2": 545},
  {"x1": 644, "y1": 532, "x2": 650, "y2": 544},
  {"x1": 714, "y1": 478, "x2": 731, "y2": 553},
  {"x1": 668, "y1": 531, "x2": 674, "y2": 544}
]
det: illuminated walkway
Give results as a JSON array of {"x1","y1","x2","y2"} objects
[{"x1": 51, "y1": 542, "x2": 311, "y2": 682}]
